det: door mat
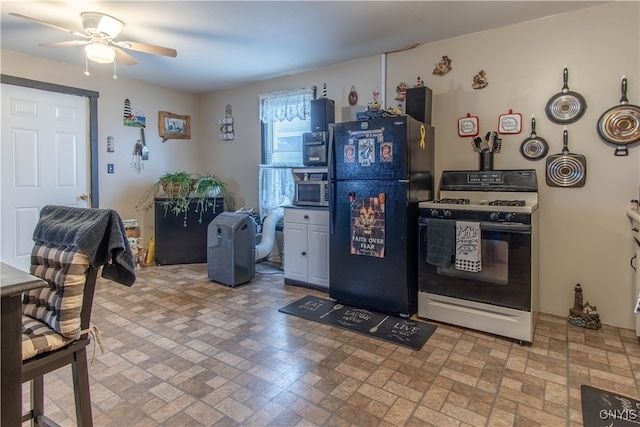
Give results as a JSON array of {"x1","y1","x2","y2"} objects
[
  {"x1": 278, "y1": 295, "x2": 437, "y2": 350},
  {"x1": 581, "y1": 385, "x2": 640, "y2": 426}
]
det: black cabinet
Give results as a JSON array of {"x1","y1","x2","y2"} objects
[{"x1": 154, "y1": 197, "x2": 224, "y2": 265}]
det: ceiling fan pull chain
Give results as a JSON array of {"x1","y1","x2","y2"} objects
[
  {"x1": 84, "y1": 55, "x2": 90, "y2": 76},
  {"x1": 113, "y1": 60, "x2": 118, "y2": 80}
]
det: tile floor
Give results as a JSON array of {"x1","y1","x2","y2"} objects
[{"x1": 23, "y1": 262, "x2": 640, "y2": 426}]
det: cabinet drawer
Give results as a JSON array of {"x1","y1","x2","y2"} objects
[{"x1": 285, "y1": 207, "x2": 328, "y2": 225}]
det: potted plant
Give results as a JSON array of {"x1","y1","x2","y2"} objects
[
  {"x1": 193, "y1": 173, "x2": 226, "y2": 198},
  {"x1": 192, "y1": 173, "x2": 226, "y2": 223},
  {"x1": 135, "y1": 171, "x2": 226, "y2": 226}
]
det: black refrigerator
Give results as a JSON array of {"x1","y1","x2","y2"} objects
[{"x1": 329, "y1": 116, "x2": 435, "y2": 317}]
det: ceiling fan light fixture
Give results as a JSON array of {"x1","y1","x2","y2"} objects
[
  {"x1": 81, "y1": 12, "x2": 124, "y2": 38},
  {"x1": 85, "y1": 41, "x2": 116, "y2": 64}
]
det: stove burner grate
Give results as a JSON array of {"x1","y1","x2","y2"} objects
[
  {"x1": 433, "y1": 198, "x2": 470, "y2": 204},
  {"x1": 487, "y1": 200, "x2": 526, "y2": 207}
]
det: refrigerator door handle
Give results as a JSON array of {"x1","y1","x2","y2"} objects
[
  {"x1": 328, "y1": 125, "x2": 335, "y2": 180},
  {"x1": 329, "y1": 181, "x2": 336, "y2": 235},
  {"x1": 329, "y1": 124, "x2": 336, "y2": 235}
]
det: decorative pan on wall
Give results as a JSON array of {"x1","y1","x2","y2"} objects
[
  {"x1": 546, "y1": 128, "x2": 587, "y2": 188},
  {"x1": 545, "y1": 67, "x2": 587, "y2": 124},
  {"x1": 597, "y1": 76, "x2": 640, "y2": 156},
  {"x1": 520, "y1": 116, "x2": 548, "y2": 161}
]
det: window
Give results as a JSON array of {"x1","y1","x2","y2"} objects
[{"x1": 258, "y1": 87, "x2": 315, "y2": 220}]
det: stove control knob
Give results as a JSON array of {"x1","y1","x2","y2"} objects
[
  {"x1": 505, "y1": 213, "x2": 515, "y2": 222},
  {"x1": 443, "y1": 210, "x2": 452, "y2": 218},
  {"x1": 429, "y1": 209, "x2": 439, "y2": 217},
  {"x1": 489, "y1": 212, "x2": 500, "y2": 221}
]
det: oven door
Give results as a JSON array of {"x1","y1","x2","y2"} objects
[{"x1": 418, "y1": 218, "x2": 532, "y2": 311}]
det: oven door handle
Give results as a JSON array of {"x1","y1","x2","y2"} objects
[
  {"x1": 419, "y1": 218, "x2": 531, "y2": 234},
  {"x1": 481, "y1": 223, "x2": 531, "y2": 233}
]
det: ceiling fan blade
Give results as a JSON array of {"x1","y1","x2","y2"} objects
[
  {"x1": 40, "y1": 40, "x2": 90, "y2": 48},
  {"x1": 8, "y1": 13, "x2": 89, "y2": 38},
  {"x1": 114, "y1": 41, "x2": 177, "y2": 58},
  {"x1": 115, "y1": 48, "x2": 138, "y2": 65}
]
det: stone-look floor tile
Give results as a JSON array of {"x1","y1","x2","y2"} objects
[{"x1": 24, "y1": 262, "x2": 640, "y2": 426}]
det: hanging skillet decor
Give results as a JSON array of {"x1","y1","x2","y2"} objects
[
  {"x1": 545, "y1": 67, "x2": 587, "y2": 124},
  {"x1": 520, "y1": 115, "x2": 549, "y2": 161},
  {"x1": 597, "y1": 75, "x2": 640, "y2": 156},
  {"x1": 546, "y1": 127, "x2": 587, "y2": 188}
]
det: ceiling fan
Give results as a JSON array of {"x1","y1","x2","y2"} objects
[{"x1": 9, "y1": 11, "x2": 177, "y2": 66}]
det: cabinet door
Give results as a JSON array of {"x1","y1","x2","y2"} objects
[
  {"x1": 307, "y1": 224, "x2": 329, "y2": 287},
  {"x1": 284, "y1": 222, "x2": 308, "y2": 282}
]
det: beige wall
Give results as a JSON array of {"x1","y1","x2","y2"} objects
[
  {"x1": 2, "y1": 2, "x2": 639, "y2": 329},
  {"x1": 1, "y1": 52, "x2": 201, "y2": 242}
]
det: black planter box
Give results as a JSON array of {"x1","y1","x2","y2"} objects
[{"x1": 154, "y1": 197, "x2": 224, "y2": 265}]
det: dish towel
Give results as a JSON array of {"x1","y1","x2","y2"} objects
[
  {"x1": 425, "y1": 219, "x2": 455, "y2": 268},
  {"x1": 455, "y1": 221, "x2": 481, "y2": 272}
]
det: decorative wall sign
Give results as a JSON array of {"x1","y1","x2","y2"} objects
[
  {"x1": 158, "y1": 111, "x2": 190, "y2": 142},
  {"x1": 219, "y1": 104, "x2": 234, "y2": 141},
  {"x1": 107, "y1": 136, "x2": 114, "y2": 152},
  {"x1": 123, "y1": 98, "x2": 146, "y2": 127}
]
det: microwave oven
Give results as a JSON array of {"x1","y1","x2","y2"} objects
[
  {"x1": 292, "y1": 167, "x2": 328, "y2": 207},
  {"x1": 302, "y1": 131, "x2": 328, "y2": 166}
]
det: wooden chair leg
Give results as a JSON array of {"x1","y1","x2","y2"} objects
[
  {"x1": 71, "y1": 347, "x2": 93, "y2": 427},
  {"x1": 31, "y1": 375, "x2": 45, "y2": 426}
]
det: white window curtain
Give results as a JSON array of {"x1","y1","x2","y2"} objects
[
  {"x1": 259, "y1": 87, "x2": 315, "y2": 124},
  {"x1": 258, "y1": 165, "x2": 294, "y2": 221},
  {"x1": 258, "y1": 86, "x2": 315, "y2": 221}
]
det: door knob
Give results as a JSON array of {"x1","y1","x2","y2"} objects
[{"x1": 79, "y1": 193, "x2": 90, "y2": 201}]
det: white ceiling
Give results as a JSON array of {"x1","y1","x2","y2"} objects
[{"x1": 1, "y1": 1, "x2": 606, "y2": 94}]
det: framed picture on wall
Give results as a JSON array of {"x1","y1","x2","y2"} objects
[{"x1": 158, "y1": 111, "x2": 191, "y2": 142}]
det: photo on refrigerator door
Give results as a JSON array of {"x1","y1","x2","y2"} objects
[
  {"x1": 357, "y1": 138, "x2": 375, "y2": 166},
  {"x1": 350, "y1": 194, "x2": 386, "y2": 258},
  {"x1": 379, "y1": 142, "x2": 393, "y2": 162},
  {"x1": 344, "y1": 144, "x2": 356, "y2": 163}
]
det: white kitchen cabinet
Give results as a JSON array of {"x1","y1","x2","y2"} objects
[{"x1": 284, "y1": 207, "x2": 329, "y2": 290}]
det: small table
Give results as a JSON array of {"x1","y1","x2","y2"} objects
[{"x1": 1, "y1": 262, "x2": 46, "y2": 426}]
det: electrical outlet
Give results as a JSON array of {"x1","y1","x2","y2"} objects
[{"x1": 107, "y1": 164, "x2": 114, "y2": 174}]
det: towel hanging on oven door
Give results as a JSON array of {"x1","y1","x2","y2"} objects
[
  {"x1": 425, "y1": 218, "x2": 455, "y2": 268},
  {"x1": 455, "y1": 221, "x2": 481, "y2": 272}
]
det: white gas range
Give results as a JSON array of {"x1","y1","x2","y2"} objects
[{"x1": 417, "y1": 169, "x2": 539, "y2": 343}]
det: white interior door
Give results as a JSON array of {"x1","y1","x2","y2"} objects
[{"x1": 1, "y1": 84, "x2": 89, "y2": 270}]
